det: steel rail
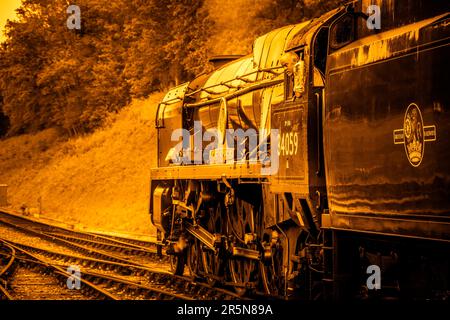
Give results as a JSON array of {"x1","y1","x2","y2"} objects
[
  {"x1": 0, "y1": 248, "x2": 190, "y2": 300},
  {"x1": 0, "y1": 210, "x2": 158, "y2": 250},
  {"x1": 2, "y1": 238, "x2": 243, "y2": 300},
  {"x1": 0, "y1": 243, "x2": 16, "y2": 300},
  {"x1": 44, "y1": 231, "x2": 160, "y2": 258},
  {"x1": 0, "y1": 284, "x2": 14, "y2": 300},
  {"x1": 0, "y1": 218, "x2": 162, "y2": 267},
  {"x1": 0, "y1": 243, "x2": 15, "y2": 277},
  {"x1": 81, "y1": 270, "x2": 193, "y2": 300},
  {"x1": 84, "y1": 232, "x2": 158, "y2": 251},
  {"x1": 0, "y1": 210, "x2": 245, "y2": 300},
  {"x1": 0, "y1": 240, "x2": 119, "y2": 300},
  {"x1": 1, "y1": 239, "x2": 143, "y2": 276}
]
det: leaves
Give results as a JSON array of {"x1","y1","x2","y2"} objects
[
  {"x1": 0, "y1": 0, "x2": 344, "y2": 137},
  {"x1": 0, "y1": 0, "x2": 212, "y2": 136}
]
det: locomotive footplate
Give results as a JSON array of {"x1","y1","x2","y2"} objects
[{"x1": 150, "y1": 163, "x2": 264, "y2": 181}]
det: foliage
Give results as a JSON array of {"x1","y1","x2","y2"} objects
[{"x1": 0, "y1": 0, "x2": 345, "y2": 136}]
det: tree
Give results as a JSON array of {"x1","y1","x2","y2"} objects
[
  {"x1": 124, "y1": 0, "x2": 213, "y2": 95},
  {"x1": 0, "y1": 0, "x2": 133, "y2": 135},
  {"x1": 163, "y1": 0, "x2": 213, "y2": 84},
  {"x1": 0, "y1": 0, "x2": 342, "y2": 137},
  {"x1": 253, "y1": 0, "x2": 348, "y2": 34},
  {"x1": 123, "y1": 0, "x2": 168, "y2": 97},
  {"x1": 0, "y1": 4, "x2": 48, "y2": 134},
  {"x1": 0, "y1": 94, "x2": 10, "y2": 137}
]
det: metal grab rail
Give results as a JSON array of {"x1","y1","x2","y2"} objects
[
  {"x1": 184, "y1": 78, "x2": 284, "y2": 109},
  {"x1": 185, "y1": 65, "x2": 285, "y2": 98}
]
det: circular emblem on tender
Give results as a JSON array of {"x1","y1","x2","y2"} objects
[
  {"x1": 403, "y1": 103, "x2": 424, "y2": 167},
  {"x1": 393, "y1": 103, "x2": 436, "y2": 167}
]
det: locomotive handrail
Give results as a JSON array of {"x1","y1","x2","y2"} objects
[
  {"x1": 185, "y1": 65, "x2": 285, "y2": 98},
  {"x1": 315, "y1": 92, "x2": 322, "y2": 176},
  {"x1": 184, "y1": 78, "x2": 284, "y2": 109}
]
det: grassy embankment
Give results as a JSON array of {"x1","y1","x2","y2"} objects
[{"x1": 0, "y1": 92, "x2": 164, "y2": 237}]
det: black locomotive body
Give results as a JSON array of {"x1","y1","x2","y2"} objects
[{"x1": 149, "y1": 0, "x2": 450, "y2": 300}]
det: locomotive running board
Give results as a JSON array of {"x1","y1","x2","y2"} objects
[{"x1": 185, "y1": 222, "x2": 218, "y2": 253}]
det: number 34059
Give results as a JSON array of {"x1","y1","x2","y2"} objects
[{"x1": 277, "y1": 131, "x2": 299, "y2": 156}]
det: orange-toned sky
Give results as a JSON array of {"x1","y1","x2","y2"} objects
[{"x1": 0, "y1": 0, "x2": 21, "y2": 42}]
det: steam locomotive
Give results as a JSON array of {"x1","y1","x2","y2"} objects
[{"x1": 149, "y1": 0, "x2": 450, "y2": 300}]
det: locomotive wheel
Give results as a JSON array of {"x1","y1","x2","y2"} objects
[
  {"x1": 229, "y1": 254, "x2": 259, "y2": 296},
  {"x1": 201, "y1": 247, "x2": 222, "y2": 286},
  {"x1": 187, "y1": 239, "x2": 202, "y2": 278},
  {"x1": 260, "y1": 241, "x2": 285, "y2": 296},
  {"x1": 201, "y1": 203, "x2": 224, "y2": 286},
  {"x1": 228, "y1": 199, "x2": 255, "y2": 242},
  {"x1": 227, "y1": 198, "x2": 260, "y2": 295},
  {"x1": 169, "y1": 253, "x2": 185, "y2": 276}
]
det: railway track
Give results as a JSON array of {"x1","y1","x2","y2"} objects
[
  {"x1": 0, "y1": 210, "x2": 244, "y2": 300},
  {"x1": 0, "y1": 210, "x2": 161, "y2": 252},
  {"x1": 0, "y1": 240, "x2": 198, "y2": 300},
  {"x1": 43, "y1": 231, "x2": 162, "y2": 266},
  {"x1": 0, "y1": 242, "x2": 15, "y2": 300},
  {"x1": 85, "y1": 232, "x2": 157, "y2": 250},
  {"x1": 0, "y1": 212, "x2": 167, "y2": 266},
  {"x1": 0, "y1": 241, "x2": 114, "y2": 300},
  {"x1": 0, "y1": 238, "x2": 243, "y2": 300}
]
